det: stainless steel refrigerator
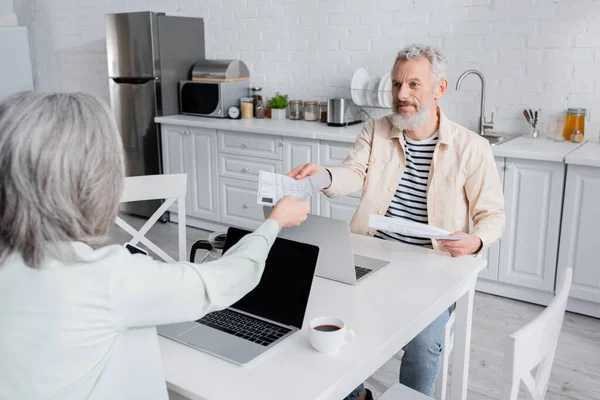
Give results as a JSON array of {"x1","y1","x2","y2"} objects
[{"x1": 105, "y1": 11, "x2": 205, "y2": 219}]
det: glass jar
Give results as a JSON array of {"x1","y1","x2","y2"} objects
[
  {"x1": 563, "y1": 108, "x2": 586, "y2": 141},
  {"x1": 240, "y1": 97, "x2": 253, "y2": 119},
  {"x1": 251, "y1": 87, "x2": 265, "y2": 119},
  {"x1": 289, "y1": 100, "x2": 303, "y2": 120},
  {"x1": 319, "y1": 102, "x2": 328, "y2": 123},
  {"x1": 303, "y1": 101, "x2": 319, "y2": 121}
]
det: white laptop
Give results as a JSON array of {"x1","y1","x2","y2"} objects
[
  {"x1": 263, "y1": 207, "x2": 389, "y2": 285},
  {"x1": 157, "y1": 226, "x2": 319, "y2": 365}
]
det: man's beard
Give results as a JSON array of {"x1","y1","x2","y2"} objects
[{"x1": 391, "y1": 94, "x2": 435, "y2": 131}]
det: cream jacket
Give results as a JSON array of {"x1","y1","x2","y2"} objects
[{"x1": 323, "y1": 108, "x2": 504, "y2": 253}]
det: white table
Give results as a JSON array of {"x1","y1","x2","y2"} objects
[{"x1": 160, "y1": 234, "x2": 486, "y2": 400}]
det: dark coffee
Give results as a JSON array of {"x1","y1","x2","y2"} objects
[{"x1": 314, "y1": 324, "x2": 341, "y2": 332}]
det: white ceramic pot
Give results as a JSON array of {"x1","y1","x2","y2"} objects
[{"x1": 271, "y1": 108, "x2": 287, "y2": 120}]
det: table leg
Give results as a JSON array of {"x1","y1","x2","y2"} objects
[{"x1": 450, "y1": 282, "x2": 475, "y2": 400}]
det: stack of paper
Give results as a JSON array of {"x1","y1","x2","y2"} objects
[
  {"x1": 368, "y1": 214, "x2": 467, "y2": 241},
  {"x1": 257, "y1": 170, "x2": 330, "y2": 206}
]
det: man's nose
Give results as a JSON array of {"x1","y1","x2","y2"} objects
[{"x1": 396, "y1": 84, "x2": 410, "y2": 101}]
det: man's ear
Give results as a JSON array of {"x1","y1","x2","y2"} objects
[{"x1": 434, "y1": 78, "x2": 448, "y2": 101}]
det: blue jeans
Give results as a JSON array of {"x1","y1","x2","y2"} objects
[{"x1": 345, "y1": 307, "x2": 452, "y2": 399}]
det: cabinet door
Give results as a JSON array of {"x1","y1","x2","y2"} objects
[
  {"x1": 189, "y1": 127, "x2": 219, "y2": 221},
  {"x1": 161, "y1": 125, "x2": 218, "y2": 221},
  {"x1": 219, "y1": 177, "x2": 264, "y2": 230},
  {"x1": 319, "y1": 141, "x2": 361, "y2": 198},
  {"x1": 161, "y1": 126, "x2": 189, "y2": 215},
  {"x1": 321, "y1": 196, "x2": 360, "y2": 224},
  {"x1": 282, "y1": 138, "x2": 320, "y2": 214},
  {"x1": 558, "y1": 165, "x2": 600, "y2": 303},
  {"x1": 498, "y1": 158, "x2": 564, "y2": 292},
  {"x1": 478, "y1": 157, "x2": 505, "y2": 281}
]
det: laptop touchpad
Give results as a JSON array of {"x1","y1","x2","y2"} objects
[{"x1": 157, "y1": 321, "x2": 200, "y2": 338}]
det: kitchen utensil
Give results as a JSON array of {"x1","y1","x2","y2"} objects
[
  {"x1": 327, "y1": 98, "x2": 362, "y2": 127},
  {"x1": 378, "y1": 73, "x2": 390, "y2": 108},
  {"x1": 523, "y1": 109, "x2": 531, "y2": 124},
  {"x1": 366, "y1": 77, "x2": 380, "y2": 107},
  {"x1": 351, "y1": 68, "x2": 369, "y2": 106}
]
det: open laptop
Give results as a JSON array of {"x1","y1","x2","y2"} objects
[
  {"x1": 263, "y1": 207, "x2": 389, "y2": 285},
  {"x1": 157, "y1": 227, "x2": 319, "y2": 365}
]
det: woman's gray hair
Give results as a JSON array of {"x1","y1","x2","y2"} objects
[
  {"x1": 0, "y1": 92, "x2": 125, "y2": 268},
  {"x1": 392, "y1": 44, "x2": 448, "y2": 84}
]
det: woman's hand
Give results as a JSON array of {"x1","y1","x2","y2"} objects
[{"x1": 268, "y1": 195, "x2": 310, "y2": 230}]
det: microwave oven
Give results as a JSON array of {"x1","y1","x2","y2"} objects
[{"x1": 178, "y1": 80, "x2": 250, "y2": 118}]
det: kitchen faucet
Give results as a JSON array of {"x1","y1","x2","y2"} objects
[{"x1": 455, "y1": 69, "x2": 494, "y2": 136}]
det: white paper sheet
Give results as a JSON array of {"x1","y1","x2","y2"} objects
[
  {"x1": 257, "y1": 170, "x2": 330, "y2": 205},
  {"x1": 368, "y1": 214, "x2": 468, "y2": 241}
]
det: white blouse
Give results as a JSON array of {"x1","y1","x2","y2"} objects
[{"x1": 0, "y1": 219, "x2": 279, "y2": 400}]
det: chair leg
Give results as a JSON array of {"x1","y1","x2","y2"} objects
[{"x1": 435, "y1": 312, "x2": 455, "y2": 400}]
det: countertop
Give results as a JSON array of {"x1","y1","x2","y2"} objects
[
  {"x1": 489, "y1": 136, "x2": 585, "y2": 163},
  {"x1": 155, "y1": 115, "x2": 587, "y2": 162},
  {"x1": 565, "y1": 141, "x2": 600, "y2": 167},
  {"x1": 155, "y1": 114, "x2": 363, "y2": 143}
]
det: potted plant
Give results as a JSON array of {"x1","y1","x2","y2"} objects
[{"x1": 270, "y1": 92, "x2": 289, "y2": 120}]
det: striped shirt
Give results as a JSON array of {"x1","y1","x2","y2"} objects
[{"x1": 375, "y1": 132, "x2": 439, "y2": 248}]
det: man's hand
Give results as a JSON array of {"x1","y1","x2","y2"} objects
[
  {"x1": 286, "y1": 163, "x2": 326, "y2": 180},
  {"x1": 438, "y1": 232, "x2": 482, "y2": 257}
]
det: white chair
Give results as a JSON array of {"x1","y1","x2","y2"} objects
[
  {"x1": 115, "y1": 173, "x2": 187, "y2": 262},
  {"x1": 502, "y1": 268, "x2": 573, "y2": 400},
  {"x1": 380, "y1": 268, "x2": 573, "y2": 400}
]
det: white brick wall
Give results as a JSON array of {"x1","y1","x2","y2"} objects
[{"x1": 13, "y1": 0, "x2": 600, "y2": 141}]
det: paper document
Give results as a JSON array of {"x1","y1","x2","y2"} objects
[
  {"x1": 257, "y1": 170, "x2": 330, "y2": 206},
  {"x1": 368, "y1": 214, "x2": 468, "y2": 241}
]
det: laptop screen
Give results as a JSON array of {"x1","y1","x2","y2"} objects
[{"x1": 222, "y1": 227, "x2": 319, "y2": 329}]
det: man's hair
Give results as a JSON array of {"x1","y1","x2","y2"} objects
[
  {"x1": 392, "y1": 44, "x2": 448, "y2": 83},
  {"x1": 0, "y1": 92, "x2": 125, "y2": 268}
]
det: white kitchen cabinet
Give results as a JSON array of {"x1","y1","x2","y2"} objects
[
  {"x1": 218, "y1": 153, "x2": 282, "y2": 182},
  {"x1": 319, "y1": 140, "x2": 362, "y2": 199},
  {"x1": 321, "y1": 195, "x2": 360, "y2": 224},
  {"x1": 498, "y1": 158, "x2": 565, "y2": 292},
  {"x1": 218, "y1": 130, "x2": 283, "y2": 160},
  {"x1": 478, "y1": 157, "x2": 505, "y2": 281},
  {"x1": 161, "y1": 125, "x2": 219, "y2": 222},
  {"x1": 557, "y1": 164, "x2": 600, "y2": 314},
  {"x1": 218, "y1": 177, "x2": 264, "y2": 230},
  {"x1": 282, "y1": 137, "x2": 320, "y2": 213}
]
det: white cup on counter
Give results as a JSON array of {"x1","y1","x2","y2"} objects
[{"x1": 308, "y1": 316, "x2": 355, "y2": 354}]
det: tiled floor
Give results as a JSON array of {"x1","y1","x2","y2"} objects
[{"x1": 109, "y1": 214, "x2": 600, "y2": 400}]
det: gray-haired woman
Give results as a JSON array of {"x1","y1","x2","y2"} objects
[{"x1": 0, "y1": 92, "x2": 309, "y2": 400}]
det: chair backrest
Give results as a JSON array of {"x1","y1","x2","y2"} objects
[
  {"x1": 116, "y1": 174, "x2": 187, "y2": 262},
  {"x1": 502, "y1": 268, "x2": 573, "y2": 400}
]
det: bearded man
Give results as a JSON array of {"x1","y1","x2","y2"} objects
[{"x1": 286, "y1": 44, "x2": 504, "y2": 399}]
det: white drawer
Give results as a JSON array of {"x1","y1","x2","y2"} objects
[
  {"x1": 218, "y1": 153, "x2": 282, "y2": 182},
  {"x1": 320, "y1": 141, "x2": 353, "y2": 167},
  {"x1": 219, "y1": 177, "x2": 264, "y2": 230},
  {"x1": 218, "y1": 131, "x2": 283, "y2": 160}
]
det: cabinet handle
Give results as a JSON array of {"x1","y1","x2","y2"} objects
[
  {"x1": 506, "y1": 164, "x2": 514, "y2": 170},
  {"x1": 243, "y1": 167, "x2": 250, "y2": 173},
  {"x1": 280, "y1": 141, "x2": 287, "y2": 146},
  {"x1": 242, "y1": 141, "x2": 250, "y2": 148},
  {"x1": 243, "y1": 204, "x2": 251, "y2": 209}
]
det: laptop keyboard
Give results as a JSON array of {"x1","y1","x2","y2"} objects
[
  {"x1": 197, "y1": 309, "x2": 291, "y2": 347},
  {"x1": 355, "y1": 265, "x2": 372, "y2": 280}
]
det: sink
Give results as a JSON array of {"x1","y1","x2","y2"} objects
[{"x1": 483, "y1": 135, "x2": 515, "y2": 146}]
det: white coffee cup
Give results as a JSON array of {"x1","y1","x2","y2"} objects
[{"x1": 309, "y1": 316, "x2": 355, "y2": 354}]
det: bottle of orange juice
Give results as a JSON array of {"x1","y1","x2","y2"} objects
[{"x1": 563, "y1": 108, "x2": 586, "y2": 141}]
